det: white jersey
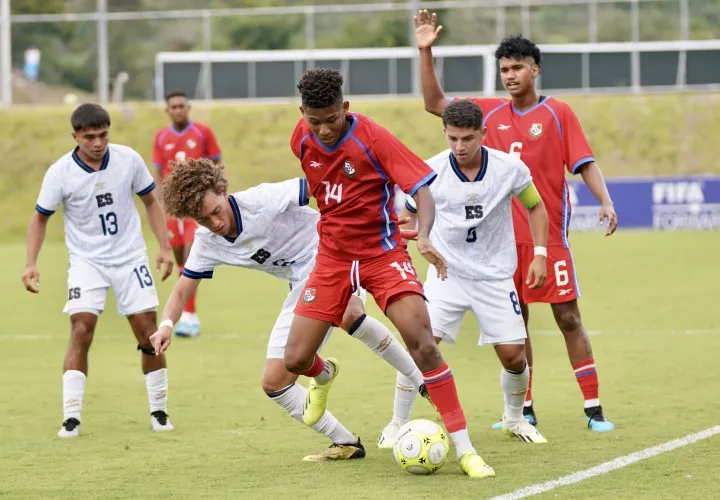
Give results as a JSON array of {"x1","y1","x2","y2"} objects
[
  {"x1": 35, "y1": 144, "x2": 156, "y2": 267},
  {"x1": 183, "y1": 178, "x2": 320, "y2": 284},
  {"x1": 406, "y1": 146, "x2": 532, "y2": 280}
]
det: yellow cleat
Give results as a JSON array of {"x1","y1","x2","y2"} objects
[
  {"x1": 302, "y1": 358, "x2": 339, "y2": 426},
  {"x1": 502, "y1": 418, "x2": 548, "y2": 443},
  {"x1": 459, "y1": 452, "x2": 496, "y2": 479},
  {"x1": 302, "y1": 438, "x2": 366, "y2": 462}
]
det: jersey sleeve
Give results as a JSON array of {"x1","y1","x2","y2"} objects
[
  {"x1": 243, "y1": 178, "x2": 311, "y2": 213},
  {"x1": 371, "y1": 127, "x2": 436, "y2": 196},
  {"x1": 404, "y1": 194, "x2": 417, "y2": 214},
  {"x1": 35, "y1": 165, "x2": 63, "y2": 216},
  {"x1": 559, "y1": 103, "x2": 595, "y2": 174},
  {"x1": 510, "y1": 158, "x2": 534, "y2": 196},
  {"x1": 151, "y1": 131, "x2": 164, "y2": 169},
  {"x1": 203, "y1": 125, "x2": 222, "y2": 160},
  {"x1": 290, "y1": 119, "x2": 309, "y2": 160},
  {"x1": 132, "y1": 151, "x2": 157, "y2": 196},
  {"x1": 182, "y1": 234, "x2": 218, "y2": 279}
]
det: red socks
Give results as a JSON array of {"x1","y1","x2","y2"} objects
[
  {"x1": 178, "y1": 267, "x2": 197, "y2": 314},
  {"x1": 525, "y1": 366, "x2": 534, "y2": 405},
  {"x1": 300, "y1": 354, "x2": 325, "y2": 378},
  {"x1": 573, "y1": 358, "x2": 599, "y2": 404},
  {"x1": 423, "y1": 363, "x2": 466, "y2": 433}
]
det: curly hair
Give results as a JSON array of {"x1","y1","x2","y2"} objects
[
  {"x1": 442, "y1": 100, "x2": 484, "y2": 130},
  {"x1": 495, "y1": 35, "x2": 542, "y2": 66},
  {"x1": 161, "y1": 158, "x2": 229, "y2": 220},
  {"x1": 297, "y1": 68, "x2": 344, "y2": 108}
]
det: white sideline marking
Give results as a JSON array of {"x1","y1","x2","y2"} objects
[
  {"x1": 2, "y1": 329, "x2": 720, "y2": 342},
  {"x1": 488, "y1": 426, "x2": 720, "y2": 500}
]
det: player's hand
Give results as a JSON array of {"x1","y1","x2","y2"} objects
[
  {"x1": 417, "y1": 236, "x2": 448, "y2": 280},
  {"x1": 400, "y1": 229, "x2": 418, "y2": 241},
  {"x1": 414, "y1": 9, "x2": 443, "y2": 49},
  {"x1": 149, "y1": 326, "x2": 172, "y2": 355},
  {"x1": 599, "y1": 202, "x2": 618, "y2": 236},
  {"x1": 156, "y1": 247, "x2": 174, "y2": 281},
  {"x1": 22, "y1": 265, "x2": 40, "y2": 293},
  {"x1": 526, "y1": 256, "x2": 547, "y2": 289}
]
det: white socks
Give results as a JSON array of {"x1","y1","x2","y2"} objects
[
  {"x1": 144, "y1": 368, "x2": 169, "y2": 413},
  {"x1": 501, "y1": 364, "x2": 529, "y2": 423},
  {"x1": 449, "y1": 428, "x2": 476, "y2": 459},
  {"x1": 62, "y1": 370, "x2": 86, "y2": 422},
  {"x1": 313, "y1": 360, "x2": 335, "y2": 385},
  {"x1": 267, "y1": 383, "x2": 356, "y2": 444},
  {"x1": 392, "y1": 371, "x2": 420, "y2": 425}
]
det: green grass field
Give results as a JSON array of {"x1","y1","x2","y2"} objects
[{"x1": 2, "y1": 231, "x2": 719, "y2": 500}]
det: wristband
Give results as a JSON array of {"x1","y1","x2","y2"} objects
[
  {"x1": 159, "y1": 319, "x2": 174, "y2": 329},
  {"x1": 534, "y1": 246, "x2": 547, "y2": 257}
]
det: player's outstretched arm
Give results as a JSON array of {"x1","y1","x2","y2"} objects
[
  {"x1": 414, "y1": 10, "x2": 450, "y2": 116},
  {"x1": 22, "y1": 212, "x2": 50, "y2": 293},
  {"x1": 398, "y1": 205, "x2": 419, "y2": 241},
  {"x1": 518, "y1": 183, "x2": 549, "y2": 289},
  {"x1": 412, "y1": 185, "x2": 448, "y2": 279},
  {"x1": 139, "y1": 191, "x2": 174, "y2": 281},
  {"x1": 577, "y1": 162, "x2": 618, "y2": 236},
  {"x1": 150, "y1": 276, "x2": 201, "y2": 354}
]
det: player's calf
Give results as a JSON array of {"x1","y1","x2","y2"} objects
[{"x1": 59, "y1": 313, "x2": 97, "y2": 437}]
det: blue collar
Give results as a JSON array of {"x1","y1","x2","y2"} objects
[
  {"x1": 313, "y1": 115, "x2": 358, "y2": 153},
  {"x1": 223, "y1": 195, "x2": 244, "y2": 243},
  {"x1": 449, "y1": 147, "x2": 488, "y2": 183},
  {"x1": 72, "y1": 147, "x2": 110, "y2": 173}
]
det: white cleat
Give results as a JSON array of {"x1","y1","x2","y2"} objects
[
  {"x1": 377, "y1": 420, "x2": 404, "y2": 449},
  {"x1": 57, "y1": 418, "x2": 80, "y2": 438},
  {"x1": 151, "y1": 411, "x2": 174, "y2": 432},
  {"x1": 502, "y1": 416, "x2": 547, "y2": 443}
]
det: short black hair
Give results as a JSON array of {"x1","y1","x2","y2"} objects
[
  {"x1": 71, "y1": 103, "x2": 111, "y2": 132},
  {"x1": 165, "y1": 90, "x2": 188, "y2": 102},
  {"x1": 297, "y1": 68, "x2": 344, "y2": 109},
  {"x1": 495, "y1": 35, "x2": 542, "y2": 66},
  {"x1": 442, "y1": 100, "x2": 484, "y2": 130}
]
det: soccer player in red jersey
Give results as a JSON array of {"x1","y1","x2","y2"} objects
[
  {"x1": 286, "y1": 68, "x2": 494, "y2": 478},
  {"x1": 152, "y1": 90, "x2": 222, "y2": 338},
  {"x1": 413, "y1": 10, "x2": 618, "y2": 432}
]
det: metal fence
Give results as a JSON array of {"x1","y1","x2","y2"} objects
[{"x1": 0, "y1": 0, "x2": 704, "y2": 106}]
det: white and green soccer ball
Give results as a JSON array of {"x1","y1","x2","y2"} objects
[{"x1": 393, "y1": 419, "x2": 450, "y2": 475}]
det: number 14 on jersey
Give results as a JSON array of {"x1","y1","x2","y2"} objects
[{"x1": 321, "y1": 181, "x2": 342, "y2": 205}]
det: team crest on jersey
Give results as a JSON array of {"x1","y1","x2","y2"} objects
[
  {"x1": 343, "y1": 160, "x2": 357, "y2": 178},
  {"x1": 186, "y1": 139, "x2": 196, "y2": 149},
  {"x1": 529, "y1": 123, "x2": 543, "y2": 138},
  {"x1": 303, "y1": 288, "x2": 317, "y2": 303}
]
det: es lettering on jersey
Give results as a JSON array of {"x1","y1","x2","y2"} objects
[
  {"x1": 182, "y1": 178, "x2": 318, "y2": 283},
  {"x1": 406, "y1": 146, "x2": 532, "y2": 280},
  {"x1": 290, "y1": 113, "x2": 437, "y2": 260},
  {"x1": 152, "y1": 121, "x2": 222, "y2": 179},
  {"x1": 452, "y1": 96, "x2": 594, "y2": 247},
  {"x1": 35, "y1": 144, "x2": 156, "y2": 266}
]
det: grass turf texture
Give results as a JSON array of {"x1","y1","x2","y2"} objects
[
  {"x1": 2, "y1": 93, "x2": 720, "y2": 240},
  {"x1": 2, "y1": 231, "x2": 719, "y2": 499}
]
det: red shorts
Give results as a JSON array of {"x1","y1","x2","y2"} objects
[
  {"x1": 513, "y1": 244, "x2": 581, "y2": 304},
  {"x1": 166, "y1": 218, "x2": 198, "y2": 248},
  {"x1": 295, "y1": 247, "x2": 425, "y2": 327}
]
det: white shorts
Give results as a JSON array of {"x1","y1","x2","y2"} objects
[
  {"x1": 424, "y1": 270, "x2": 526, "y2": 346},
  {"x1": 63, "y1": 256, "x2": 159, "y2": 317},
  {"x1": 266, "y1": 277, "x2": 368, "y2": 359}
]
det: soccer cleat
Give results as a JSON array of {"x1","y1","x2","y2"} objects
[
  {"x1": 502, "y1": 417, "x2": 548, "y2": 443},
  {"x1": 302, "y1": 438, "x2": 366, "y2": 462},
  {"x1": 150, "y1": 410, "x2": 175, "y2": 432},
  {"x1": 174, "y1": 312, "x2": 200, "y2": 338},
  {"x1": 459, "y1": 451, "x2": 496, "y2": 478},
  {"x1": 492, "y1": 404, "x2": 537, "y2": 429},
  {"x1": 57, "y1": 418, "x2": 80, "y2": 438},
  {"x1": 585, "y1": 405, "x2": 615, "y2": 432},
  {"x1": 302, "y1": 358, "x2": 339, "y2": 426},
  {"x1": 377, "y1": 420, "x2": 403, "y2": 449},
  {"x1": 419, "y1": 383, "x2": 437, "y2": 411}
]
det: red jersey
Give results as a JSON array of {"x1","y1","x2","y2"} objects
[
  {"x1": 291, "y1": 113, "x2": 437, "y2": 260},
  {"x1": 152, "y1": 121, "x2": 222, "y2": 179},
  {"x1": 461, "y1": 96, "x2": 594, "y2": 247}
]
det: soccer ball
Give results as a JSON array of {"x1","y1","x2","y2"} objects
[{"x1": 393, "y1": 419, "x2": 450, "y2": 475}]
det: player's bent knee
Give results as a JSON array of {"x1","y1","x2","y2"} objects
[
  {"x1": 340, "y1": 300, "x2": 365, "y2": 333},
  {"x1": 409, "y1": 340, "x2": 442, "y2": 371},
  {"x1": 283, "y1": 350, "x2": 313, "y2": 375}
]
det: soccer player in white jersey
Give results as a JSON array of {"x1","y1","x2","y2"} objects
[
  {"x1": 22, "y1": 104, "x2": 175, "y2": 438},
  {"x1": 148, "y1": 157, "x2": 432, "y2": 461},
  {"x1": 378, "y1": 99, "x2": 551, "y2": 445}
]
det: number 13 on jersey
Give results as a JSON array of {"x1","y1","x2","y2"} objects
[{"x1": 321, "y1": 181, "x2": 343, "y2": 205}]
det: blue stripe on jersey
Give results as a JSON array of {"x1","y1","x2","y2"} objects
[
  {"x1": 511, "y1": 96, "x2": 549, "y2": 116},
  {"x1": 571, "y1": 156, "x2": 595, "y2": 174},
  {"x1": 298, "y1": 133, "x2": 313, "y2": 160},
  {"x1": 541, "y1": 101, "x2": 562, "y2": 140},
  {"x1": 299, "y1": 178, "x2": 310, "y2": 206},
  {"x1": 314, "y1": 116, "x2": 358, "y2": 153},
  {"x1": 408, "y1": 171, "x2": 437, "y2": 197},
  {"x1": 404, "y1": 199, "x2": 417, "y2": 214},
  {"x1": 449, "y1": 147, "x2": 488, "y2": 183},
  {"x1": 182, "y1": 268, "x2": 214, "y2": 279},
  {"x1": 224, "y1": 195, "x2": 244, "y2": 243},
  {"x1": 136, "y1": 181, "x2": 156, "y2": 196},
  {"x1": 562, "y1": 183, "x2": 571, "y2": 249},
  {"x1": 209, "y1": 153, "x2": 222, "y2": 160},
  {"x1": 481, "y1": 102, "x2": 510, "y2": 127},
  {"x1": 350, "y1": 135, "x2": 396, "y2": 252},
  {"x1": 71, "y1": 146, "x2": 110, "y2": 173},
  {"x1": 35, "y1": 204, "x2": 55, "y2": 216}
]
